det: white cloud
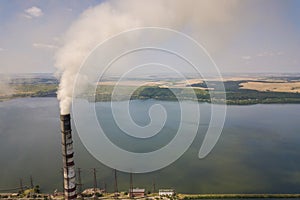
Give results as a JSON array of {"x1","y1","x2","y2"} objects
[
  {"x1": 0, "y1": 48, "x2": 4, "y2": 51},
  {"x1": 257, "y1": 52, "x2": 273, "y2": 57},
  {"x1": 24, "y1": 6, "x2": 43, "y2": 19},
  {"x1": 242, "y1": 56, "x2": 251, "y2": 60},
  {"x1": 257, "y1": 51, "x2": 284, "y2": 57},
  {"x1": 32, "y1": 43, "x2": 58, "y2": 49},
  {"x1": 277, "y1": 51, "x2": 284, "y2": 56},
  {"x1": 52, "y1": 36, "x2": 60, "y2": 42}
]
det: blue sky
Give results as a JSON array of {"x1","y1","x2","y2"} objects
[{"x1": 0, "y1": 0, "x2": 299, "y2": 74}]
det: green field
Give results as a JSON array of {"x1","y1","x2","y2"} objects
[{"x1": 2, "y1": 77, "x2": 300, "y2": 105}]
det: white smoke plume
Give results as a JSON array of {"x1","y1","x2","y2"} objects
[
  {"x1": 0, "y1": 76, "x2": 15, "y2": 98},
  {"x1": 55, "y1": 0, "x2": 240, "y2": 115}
]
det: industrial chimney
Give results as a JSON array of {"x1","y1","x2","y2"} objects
[{"x1": 60, "y1": 114, "x2": 77, "y2": 199}]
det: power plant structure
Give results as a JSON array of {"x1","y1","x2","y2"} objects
[{"x1": 60, "y1": 114, "x2": 77, "y2": 199}]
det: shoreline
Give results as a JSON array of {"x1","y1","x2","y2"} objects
[
  {"x1": 2, "y1": 192, "x2": 300, "y2": 199},
  {"x1": 2, "y1": 95, "x2": 300, "y2": 106},
  {"x1": 179, "y1": 193, "x2": 300, "y2": 199}
]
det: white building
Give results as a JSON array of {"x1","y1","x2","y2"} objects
[{"x1": 159, "y1": 189, "x2": 175, "y2": 196}]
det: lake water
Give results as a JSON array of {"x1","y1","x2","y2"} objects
[{"x1": 0, "y1": 97, "x2": 300, "y2": 194}]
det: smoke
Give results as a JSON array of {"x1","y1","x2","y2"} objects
[
  {"x1": 0, "y1": 76, "x2": 15, "y2": 98},
  {"x1": 55, "y1": 0, "x2": 240, "y2": 114}
]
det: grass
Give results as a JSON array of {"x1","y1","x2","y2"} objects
[{"x1": 2, "y1": 79, "x2": 300, "y2": 105}]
